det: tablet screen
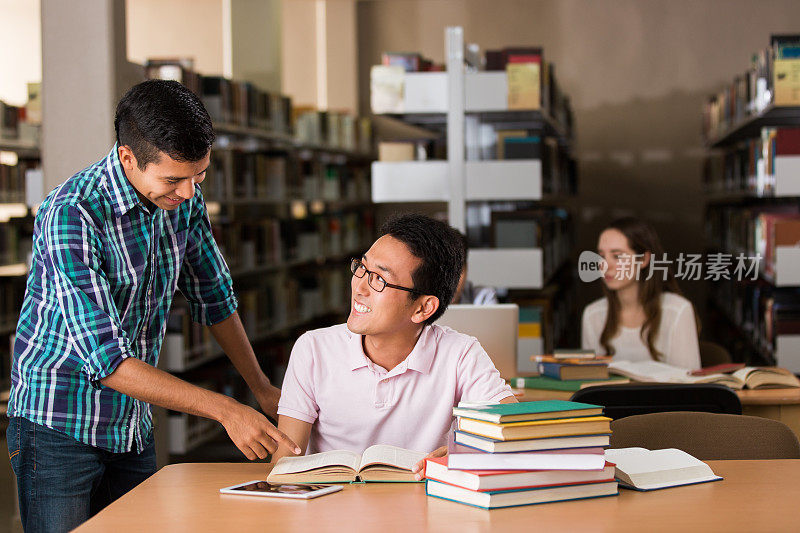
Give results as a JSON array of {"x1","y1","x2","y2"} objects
[{"x1": 229, "y1": 482, "x2": 331, "y2": 495}]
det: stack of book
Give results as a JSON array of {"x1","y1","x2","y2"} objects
[
  {"x1": 535, "y1": 351, "x2": 612, "y2": 381},
  {"x1": 425, "y1": 401, "x2": 617, "y2": 509}
]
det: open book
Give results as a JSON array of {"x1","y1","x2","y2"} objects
[
  {"x1": 267, "y1": 445, "x2": 427, "y2": 484},
  {"x1": 608, "y1": 360, "x2": 800, "y2": 390},
  {"x1": 604, "y1": 447, "x2": 722, "y2": 491}
]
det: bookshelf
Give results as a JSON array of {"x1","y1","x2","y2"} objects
[
  {"x1": 145, "y1": 63, "x2": 375, "y2": 458},
  {"x1": 0, "y1": 129, "x2": 39, "y2": 405},
  {"x1": 702, "y1": 36, "x2": 800, "y2": 372},
  {"x1": 369, "y1": 27, "x2": 577, "y2": 360}
]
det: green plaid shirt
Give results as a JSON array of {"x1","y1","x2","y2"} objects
[{"x1": 9, "y1": 145, "x2": 237, "y2": 453}]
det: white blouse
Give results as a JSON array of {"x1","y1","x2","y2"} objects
[{"x1": 581, "y1": 292, "x2": 701, "y2": 370}]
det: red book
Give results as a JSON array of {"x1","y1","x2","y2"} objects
[
  {"x1": 691, "y1": 363, "x2": 746, "y2": 376},
  {"x1": 425, "y1": 456, "x2": 615, "y2": 492}
]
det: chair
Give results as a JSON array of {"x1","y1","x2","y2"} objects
[
  {"x1": 610, "y1": 411, "x2": 800, "y2": 459},
  {"x1": 699, "y1": 340, "x2": 733, "y2": 367},
  {"x1": 569, "y1": 383, "x2": 742, "y2": 420}
]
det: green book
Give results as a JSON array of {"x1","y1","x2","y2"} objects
[
  {"x1": 510, "y1": 375, "x2": 629, "y2": 392},
  {"x1": 452, "y1": 400, "x2": 603, "y2": 424}
]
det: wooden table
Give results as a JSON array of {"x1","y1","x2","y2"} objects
[
  {"x1": 75, "y1": 460, "x2": 800, "y2": 532},
  {"x1": 518, "y1": 387, "x2": 800, "y2": 439}
]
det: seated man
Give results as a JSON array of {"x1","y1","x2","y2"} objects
[{"x1": 274, "y1": 213, "x2": 516, "y2": 478}]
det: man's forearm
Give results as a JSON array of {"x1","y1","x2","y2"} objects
[
  {"x1": 272, "y1": 415, "x2": 312, "y2": 463},
  {"x1": 209, "y1": 311, "x2": 270, "y2": 391},
  {"x1": 100, "y1": 357, "x2": 234, "y2": 423}
]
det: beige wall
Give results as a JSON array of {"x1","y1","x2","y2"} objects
[
  {"x1": 282, "y1": 0, "x2": 318, "y2": 107},
  {"x1": 357, "y1": 0, "x2": 800, "y2": 318},
  {"x1": 282, "y1": 0, "x2": 358, "y2": 111},
  {"x1": 126, "y1": 0, "x2": 226, "y2": 76},
  {"x1": 0, "y1": 0, "x2": 41, "y2": 106},
  {"x1": 231, "y1": 0, "x2": 282, "y2": 92}
]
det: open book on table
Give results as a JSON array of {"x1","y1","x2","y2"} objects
[
  {"x1": 604, "y1": 447, "x2": 722, "y2": 491},
  {"x1": 267, "y1": 445, "x2": 427, "y2": 484},
  {"x1": 608, "y1": 360, "x2": 800, "y2": 390}
]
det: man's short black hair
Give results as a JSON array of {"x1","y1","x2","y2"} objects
[
  {"x1": 380, "y1": 213, "x2": 465, "y2": 324},
  {"x1": 115, "y1": 79, "x2": 215, "y2": 170}
]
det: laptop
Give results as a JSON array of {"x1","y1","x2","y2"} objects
[{"x1": 437, "y1": 304, "x2": 519, "y2": 379}]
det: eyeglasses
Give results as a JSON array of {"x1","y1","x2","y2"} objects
[{"x1": 350, "y1": 258, "x2": 420, "y2": 295}]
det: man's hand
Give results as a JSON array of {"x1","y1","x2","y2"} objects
[
  {"x1": 252, "y1": 382, "x2": 281, "y2": 420},
  {"x1": 411, "y1": 446, "x2": 447, "y2": 481},
  {"x1": 218, "y1": 397, "x2": 301, "y2": 460}
]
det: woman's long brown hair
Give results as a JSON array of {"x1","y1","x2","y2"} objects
[{"x1": 599, "y1": 217, "x2": 696, "y2": 360}]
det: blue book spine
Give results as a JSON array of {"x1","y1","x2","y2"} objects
[{"x1": 539, "y1": 362, "x2": 566, "y2": 380}]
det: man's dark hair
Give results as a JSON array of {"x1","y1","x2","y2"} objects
[
  {"x1": 380, "y1": 213, "x2": 465, "y2": 324},
  {"x1": 115, "y1": 79, "x2": 215, "y2": 170}
]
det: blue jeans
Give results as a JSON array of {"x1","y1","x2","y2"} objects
[{"x1": 6, "y1": 417, "x2": 157, "y2": 533}]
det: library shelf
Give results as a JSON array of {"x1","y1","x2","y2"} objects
[
  {"x1": 704, "y1": 155, "x2": 800, "y2": 201},
  {"x1": 168, "y1": 412, "x2": 224, "y2": 455},
  {"x1": 372, "y1": 159, "x2": 563, "y2": 203},
  {"x1": 0, "y1": 139, "x2": 40, "y2": 158},
  {"x1": 0, "y1": 263, "x2": 27, "y2": 277},
  {"x1": 213, "y1": 122, "x2": 375, "y2": 162},
  {"x1": 161, "y1": 305, "x2": 350, "y2": 374},
  {"x1": 0, "y1": 203, "x2": 29, "y2": 222},
  {"x1": 761, "y1": 246, "x2": 800, "y2": 287},
  {"x1": 707, "y1": 105, "x2": 800, "y2": 148}
]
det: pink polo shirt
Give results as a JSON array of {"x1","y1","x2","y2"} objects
[{"x1": 278, "y1": 323, "x2": 514, "y2": 454}]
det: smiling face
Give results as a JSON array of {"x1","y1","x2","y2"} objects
[
  {"x1": 346, "y1": 235, "x2": 425, "y2": 337},
  {"x1": 118, "y1": 145, "x2": 209, "y2": 211},
  {"x1": 597, "y1": 228, "x2": 643, "y2": 292}
]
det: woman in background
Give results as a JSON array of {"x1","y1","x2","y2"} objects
[{"x1": 581, "y1": 217, "x2": 701, "y2": 369}]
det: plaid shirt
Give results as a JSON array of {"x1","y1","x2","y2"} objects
[{"x1": 9, "y1": 145, "x2": 237, "y2": 453}]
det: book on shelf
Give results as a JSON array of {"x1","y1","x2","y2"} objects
[
  {"x1": 608, "y1": 360, "x2": 800, "y2": 389},
  {"x1": 266, "y1": 445, "x2": 426, "y2": 484},
  {"x1": 511, "y1": 375, "x2": 630, "y2": 392},
  {"x1": 458, "y1": 416, "x2": 612, "y2": 442},
  {"x1": 425, "y1": 456, "x2": 614, "y2": 492},
  {"x1": 381, "y1": 52, "x2": 437, "y2": 72},
  {"x1": 452, "y1": 400, "x2": 603, "y2": 424},
  {"x1": 704, "y1": 34, "x2": 800, "y2": 140},
  {"x1": 425, "y1": 479, "x2": 618, "y2": 510},
  {"x1": 604, "y1": 448, "x2": 722, "y2": 491},
  {"x1": 454, "y1": 431, "x2": 610, "y2": 453}
]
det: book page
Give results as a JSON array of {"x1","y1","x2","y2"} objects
[
  {"x1": 359, "y1": 445, "x2": 427, "y2": 472},
  {"x1": 608, "y1": 360, "x2": 690, "y2": 382},
  {"x1": 605, "y1": 448, "x2": 720, "y2": 490},
  {"x1": 270, "y1": 450, "x2": 361, "y2": 476},
  {"x1": 733, "y1": 366, "x2": 800, "y2": 389},
  {"x1": 682, "y1": 373, "x2": 743, "y2": 389},
  {"x1": 732, "y1": 367, "x2": 759, "y2": 382}
]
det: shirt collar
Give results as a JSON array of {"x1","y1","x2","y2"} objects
[
  {"x1": 104, "y1": 144, "x2": 144, "y2": 218},
  {"x1": 344, "y1": 325, "x2": 435, "y2": 375}
]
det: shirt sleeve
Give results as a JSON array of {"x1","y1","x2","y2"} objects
[
  {"x1": 456, "y1": 337, "x2": 514, "y2": 403},
  {"x1": 277, "y1": 333, "x2": 319, "y2": 424},
  {"x1": 177, "y1": 186, "x2": 238, "y2": 325},
  {"x1": 666, "y1": 302, "x2": 702, "y2": 370},
  {"x1": 41, "y1": 203, "x2": 133, "y2": 387},
  {"x1": 581, "y1": 307, "x2": 600, "y2": 353}
]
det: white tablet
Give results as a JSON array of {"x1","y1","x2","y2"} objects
[{"x1": 219, "y1": 480, "x2": 343, "y2": 499}]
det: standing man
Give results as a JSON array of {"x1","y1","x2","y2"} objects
[{"x1": 6, "y1": 80, "x2": 299, "y2": 532}]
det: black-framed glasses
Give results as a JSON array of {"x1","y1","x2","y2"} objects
[{"x1": 350, "y1": 258, "x2": 420, "y2": 295}]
